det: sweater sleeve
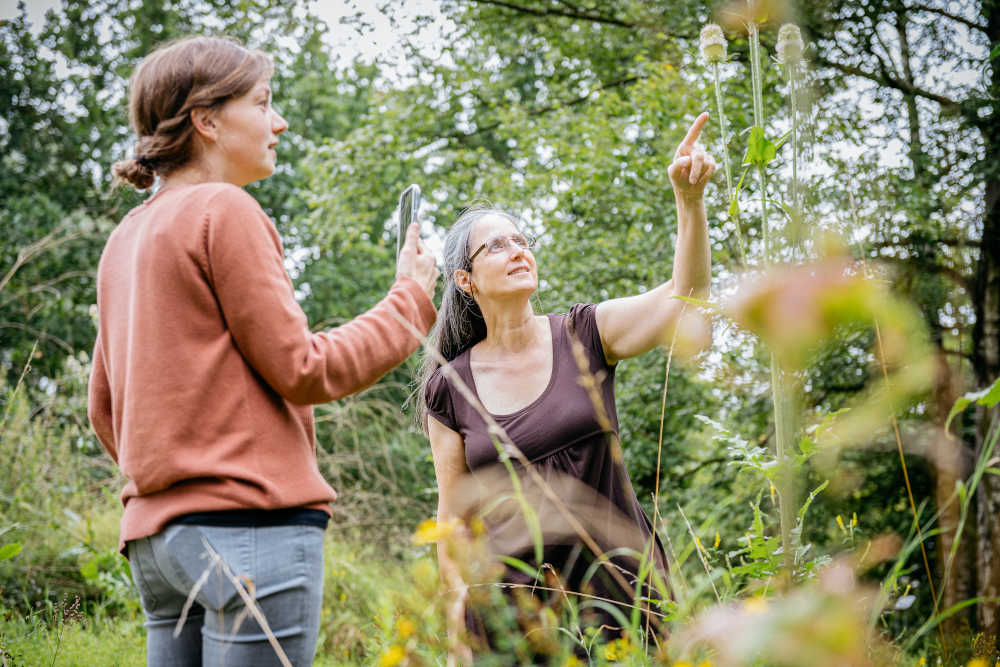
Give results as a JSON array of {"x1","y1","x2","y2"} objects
[
  {"x1": 87, "y1": 334, "x2": 118, "y2": 463},
  {"x1": 204, "y1": 185, "x2": 437, "y2": 405}
]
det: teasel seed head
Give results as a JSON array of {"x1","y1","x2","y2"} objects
[
  {"x1": 776, "y1": 23, "x2": 804, "y2": 64},
  {"x1": 700, "y1": 23, "x2": 727, "y2": 63}
]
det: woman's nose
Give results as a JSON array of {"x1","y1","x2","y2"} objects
[{"x1": 271, "y1": 108, "x2": 288, "y2": 135}]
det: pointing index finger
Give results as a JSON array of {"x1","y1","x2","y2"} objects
[{"x1": 679, "y1": 112, "x2": 710, "y2": 150}]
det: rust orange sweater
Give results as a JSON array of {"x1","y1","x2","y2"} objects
[{"x1": 88, "y1": 183, "x2": 436, "y2": 551}]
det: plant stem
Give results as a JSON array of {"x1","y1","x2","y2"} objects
[
  {"x1": 786, "y1": 61, "x2": 800, "y2": 260},
  {"x1": 748, "y1": 13, "x2": 794, "y2": 576},
  {"x1": 712, "y1": 61, "x2": 744, "y2": 264}
]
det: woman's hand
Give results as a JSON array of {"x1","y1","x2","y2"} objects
[
  {"x1": 396, "y1": 222, "x2": 440, "y2": 298},
  {"x1": 668, "y1": 112, "x2": 716, "y2": 202}
]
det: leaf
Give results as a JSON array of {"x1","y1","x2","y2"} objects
[
  {"x1": 745, "y1": 126, "x2": 777, "y2": 168},
  {"x1": 944, "y1": 375, "x2": 1000, "y2": 436},
  {"x1": 0, "y1": 543, "x2": 22, "y2": 561}
]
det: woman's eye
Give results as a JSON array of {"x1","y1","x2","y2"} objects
[{"x1": 487, "y1": 240, "x2": 505, "y2": 253}]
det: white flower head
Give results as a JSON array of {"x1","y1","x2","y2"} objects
[
  {"x1": 776, "y1": 23, "x2": 804, "y2": 64},
  {"x1": 700, "y1": 23, "x2": 727, "y2": 63}
]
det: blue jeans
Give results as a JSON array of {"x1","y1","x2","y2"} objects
[{"x1": 127, "y1": 523, "x2": 325, "y2": 666}]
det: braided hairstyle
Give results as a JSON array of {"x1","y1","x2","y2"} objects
[{"x1": 112, "y1": 36, "x2": 272, "y2": 190}]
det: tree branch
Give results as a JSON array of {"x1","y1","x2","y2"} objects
[
  {"x1": 877, "y1": 254, "x2": 972, "y2": 290},
  {"x1": 813, "y1": 54, "x2": 962, "y2": 111},
  {"x1": 469, "y1": 0, "x2": 637, "y2": 29},
  {"x1": 444, "y1": 74, "x2": 641, "y2": 141},
  {"x1": 866, "y1": 237, "x2": 981, "y2": 250},
  {"x1": 908, "y1": 2, "x2": 988, "y2": 33}
]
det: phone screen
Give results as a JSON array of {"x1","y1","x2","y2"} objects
[{"x1": 396, "y1": 184, "x2": 421, "y2": 258}]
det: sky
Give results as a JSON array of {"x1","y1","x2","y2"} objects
[{"x1": 0, "y1": 0, "x2": 446, "y2": 67}]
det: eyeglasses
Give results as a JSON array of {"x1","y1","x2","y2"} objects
[{"x1": 468, "y1": 233, "x2": 536, "y2": 264}]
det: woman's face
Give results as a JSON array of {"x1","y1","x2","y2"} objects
[
  {"x1": 463, "y1": 213, "x2": 537, "y2": 301},
  {"x1": 211, "y1": 78, "x2": 287, "y2": 186}
]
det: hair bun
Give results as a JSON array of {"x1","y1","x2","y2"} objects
[{"x1": 112, "y1": 156, "x2": 156, "y2": 190}]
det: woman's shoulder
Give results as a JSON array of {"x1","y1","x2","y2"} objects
[{"x1": 197, "y1": 182, "x2": 264, "y2": 212}]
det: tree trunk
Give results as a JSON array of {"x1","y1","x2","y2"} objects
[
  {"x1": 972, "y1": 175, "x2": 1000, "y2": 644},
  {"x1": 972, "y1": 0, "x2": 1000, "y2": 647},
  {"x1": 930, "y1": 353, "x2": 975, "y2": 634}
]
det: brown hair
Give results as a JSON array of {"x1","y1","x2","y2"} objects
[{"x1": 112, "y1": 36, "x2": 273, "y2": 190}]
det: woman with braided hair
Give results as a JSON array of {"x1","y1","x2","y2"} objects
[{"x1": 90, "y1": 35, "x2": 439, "y2": 665}]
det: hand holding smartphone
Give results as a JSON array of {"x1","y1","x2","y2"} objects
[{"x1": 396, "y1": 184, "x2": 421, "y2": 259}]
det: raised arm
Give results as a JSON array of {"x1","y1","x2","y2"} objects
[{"x1": 596, "y1": 112, "x2": 715, "y2": 364}]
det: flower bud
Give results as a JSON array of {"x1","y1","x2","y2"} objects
[
  {"x1": 700, "y1": 24, "x2": 727, "y2": 63},
  {"x1": 776, "y1": 23, "x2": 804, "y2": 64}
]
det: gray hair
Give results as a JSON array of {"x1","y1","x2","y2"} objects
[{"x1": 414, "y1": 204, "x2": 523, "y2": 428}]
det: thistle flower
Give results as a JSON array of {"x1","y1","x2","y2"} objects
[
  {"x1": 700, "y1": 23, "x2": 727, "y2": 63},
  {"x1": 776, "y1": 23, "x2": 805, "y2": 64}
]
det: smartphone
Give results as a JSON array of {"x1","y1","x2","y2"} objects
[{"x1": 396, "y1": 184, "x2": 422, "y2": 258}]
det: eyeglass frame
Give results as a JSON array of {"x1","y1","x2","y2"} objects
[{"x1": 467, "y1": 233, "x2": 536, "y2": 265}]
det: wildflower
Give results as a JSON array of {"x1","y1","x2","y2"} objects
[
  {"x1": 378, "y1": 644, "x2": 406, "y2": 667},
  {"x1": 397, "y1": 617, "x2": 415, "y2": 640},
  {"x1": 744, "y1": 596, "x2": 769, "y2": 615},
  {"x1": 776, "y1": 24, "x2": 804, "y2": 65},
  {"x1": 697, "y1": 661, "x2": 713, "y2": 667},
  {"x1": 851, "y1": 512, "x2": 858, "y2": 527},
  {"x1": 836, "y1": 515, "x2": 846, "y2": 533},
  {"x1": 768, "y1": 481, "x2": 776, "y2": 505},
  {"x1": 412, "y1": 518, "x2": 454, "y2": 544},
  {"x1": 699, "y1": 24, "x2": 727, "y2": 63},
  {"x1": 966, "y1": 659, "x2": 988, "y2": 667},
  {"x1": 714, "y1": 532, "x2": 720, "y2": 549},
  {"x1": 604, "y1": 636, "x2": 631, "y2": 661}
]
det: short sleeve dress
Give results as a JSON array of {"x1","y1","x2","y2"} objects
[{"x1": 425, "y1": 304, "x2": 667, "y2": 631}]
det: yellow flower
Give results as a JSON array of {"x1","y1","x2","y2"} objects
[
  {"x1": 744, "y1": 597, "x2": 769, "y2": 615},
  {"x1": 918, "y1": 659, "x2": 925, "y2": 666},
  {"x1": 697, "y1": 661, "x2": 713, "y2": 667},
  {"x1": 836, "y1": 515, "x2": 846, "y2": 533},
  {"x1": 714, "y1": 532, "x2": 720, "y2": 549},
  {"x1": 378, "y1": 645, "x2": 406, "y2": 667},
  {"x1": 604, "y1": 637, "x2": 631, "y2": 661},
  {"x1": 412, "y1": 518, "x2": 454, "y2": 544},
  {"x1": 561, "y1": 657, "x2": 583, "y2": 667},
  {"x1": 397, "y1": 617, "x2": 416, "y2": 640},
  {"x1": 966, "y1": 659, "x2": 988, "y2": 667},
  {"x1": 769, "y1": 481, "x2": 776, "y2": 504},
  {"x1": 673, "y1": 662, "x2": 693, "y2": 667},
  {"x1": 851, "y1": 512, "x2": 858, "y2": 527}
]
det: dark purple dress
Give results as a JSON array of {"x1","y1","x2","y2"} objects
[{"x1": 425, "y1": 304, "x2": 667, "y2": 633}]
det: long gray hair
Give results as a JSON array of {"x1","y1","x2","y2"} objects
[{"x1": 414, "y1": 204, "x2": 524, "y2": 427}]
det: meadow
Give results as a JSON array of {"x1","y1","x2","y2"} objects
[{"x1": 2, "y1": 0, "x2": 998, "y2": 664}]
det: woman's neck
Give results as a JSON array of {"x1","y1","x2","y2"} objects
[
  {"x1": 478, "y1": 299, "x2": 541, "y2": 356},
  {"x1": 159, "y1": 153, "x2": 229, "y2": 189}
]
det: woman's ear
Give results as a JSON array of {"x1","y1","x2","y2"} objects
[
  {"x1": 454, "y1": 268, "x2": 474, "y2": 295},
  {"x1": 190, "y1": 107, "x2": 218, "y2": 143}
]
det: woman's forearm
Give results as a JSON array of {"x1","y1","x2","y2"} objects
[{"x1": 672, "y1": 194, "x2": 711, "y2": 299}]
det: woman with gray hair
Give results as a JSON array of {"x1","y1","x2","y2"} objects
[{"x1": 419, "y1": 113, "x2": 715, "y2": 654}]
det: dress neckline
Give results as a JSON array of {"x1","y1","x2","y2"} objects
[{"x1": 463, "y1": 313, "x2": 560, "y2": 419}]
